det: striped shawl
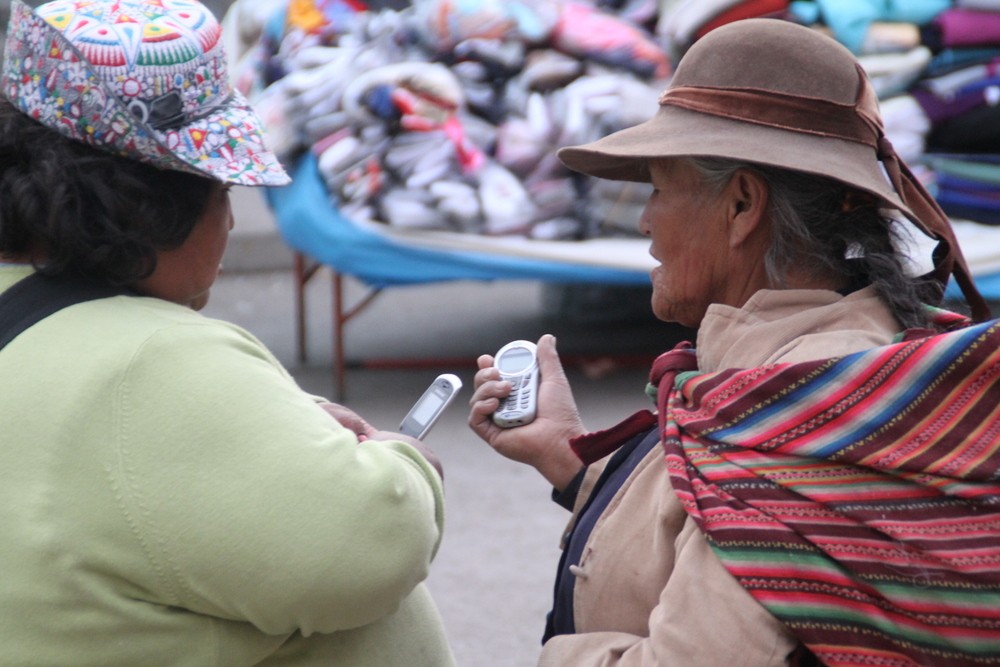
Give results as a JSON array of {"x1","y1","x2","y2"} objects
[{"x1": 644, "y1": 319, "x2": 1000, "y2": 667}]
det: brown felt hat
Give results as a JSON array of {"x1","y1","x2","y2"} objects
[
  {"x1": 558, "y1": 18, "x2": 990, "y2": 322},
  {"x1": 559, "y1": 19, "x2": 903, "y2": 206}
]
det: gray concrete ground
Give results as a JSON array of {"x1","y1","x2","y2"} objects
[{"x1": 206, "y1": 188, "x2": 689, "y2": 666}]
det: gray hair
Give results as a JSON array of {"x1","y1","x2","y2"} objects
[{"x1": 684, "y1": 156, "x2": 931, "y2": 329}]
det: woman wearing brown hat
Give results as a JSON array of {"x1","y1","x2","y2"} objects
[{"x1": 470, "y1": 18, "x2": 996, "y2": 667}]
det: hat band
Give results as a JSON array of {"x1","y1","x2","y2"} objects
[
  {"x1": 659, "y1": 85, "x2": 878, "y2": 149},
  {"x1": 657, "y1": 77, "x2": 990, "y2": 322}
]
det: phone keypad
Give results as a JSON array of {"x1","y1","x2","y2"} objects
[{"x1": 501, "y1": 372, "x2": 532, "y2": 415}]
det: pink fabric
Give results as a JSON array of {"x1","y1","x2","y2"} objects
[{"x1": 935, "y1": 9, "x2": 1000, "y2": 48}]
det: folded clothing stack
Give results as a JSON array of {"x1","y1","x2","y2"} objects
[
  {"x1": 912, "y1": 3, "x2": 1000, "y2": 225},
  {"x1": 663, "y1": 0, "x2": 1000, "y2": 229},
  {"x1": 656, "y1": 0, "x2": 794, "y2": 59},
  {"x1": 232, "y1": 0, "x2": 1000, "y2": 241},
  {"x1": 229, "y1": 0, "x2": 678, "y2": 240},
  {"x1": 926, "y1": 155, "x2": 1000, "y2": 225}
]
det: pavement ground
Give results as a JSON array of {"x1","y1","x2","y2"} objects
[{"x1": 203, "y1": 187, "x2": 692, "y2": 666}]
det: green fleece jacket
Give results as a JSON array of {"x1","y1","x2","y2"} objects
[{"x1": 0, "y1": 265, "x2": 455, "y2": 666}]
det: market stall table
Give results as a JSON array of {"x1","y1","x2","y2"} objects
[{"x1": 268, "y1": 154, "x2": 659, "y2": 398}]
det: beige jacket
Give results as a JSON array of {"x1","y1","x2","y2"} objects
[{"x1": 540, "y1": 287, "x2": 902, "y2": 667}]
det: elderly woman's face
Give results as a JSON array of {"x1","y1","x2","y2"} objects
[
  {"x1": 136, "y1": 183, "x2": 233, "y2": 310},
  {"x1": 640, "y1": 158, "x2": 735, "y2": 328}
]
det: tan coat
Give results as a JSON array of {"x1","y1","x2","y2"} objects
[{"x1": 540, "y1": 287, "x2": 902, "y2": 667}]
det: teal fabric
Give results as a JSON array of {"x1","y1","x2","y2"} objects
[
  {"x1": 792, "y1": 0, "x2": 950, "y2": 52},
  {"x1": 925, "y1": 156, "x2": 1000, "y2": 185}
]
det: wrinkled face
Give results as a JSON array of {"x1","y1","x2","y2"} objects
[
  {"x1": 640, "y1": 158, "x2": 732, "y2": 328},
  {"x1": 136, "y1": 182, "x2": 233, "y2": 310}
]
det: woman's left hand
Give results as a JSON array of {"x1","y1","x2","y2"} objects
[
  {"x1": 319, "y1": 403, "x2": 444, "y2": 480},
  {"x1": 318, "y1": 402, "x2": 376, "y2": 439}
]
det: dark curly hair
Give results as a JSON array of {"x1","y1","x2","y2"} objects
[{"x1": 0, "y1": 95, "x2": 217, "y2": 285}]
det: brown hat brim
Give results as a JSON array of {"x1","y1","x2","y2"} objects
[{"x1": 557, "y1": 104, "x2": 911, "y2": 217}]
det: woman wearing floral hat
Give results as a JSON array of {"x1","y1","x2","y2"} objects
[
  {"x1": 0, "y1": 1, "x2": 454, "y2": 665},
  {"x1": 471, "y1": 18, "x2": 1000, "y2": 667}
]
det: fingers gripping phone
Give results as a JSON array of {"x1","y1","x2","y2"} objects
[
  {"x1": 492, "y1": 340, "x2": 539, "y2": 428},
  {"x1": 399, "y1": 373, "x2": 463, "y2": 439}
]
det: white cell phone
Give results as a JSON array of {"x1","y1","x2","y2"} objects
[
  {"x1": 399, "y1": 373, "x2": 463, "y2": 439},
  {"x1": 492, "y1": 340, "x2": 539, "y2": 428}
]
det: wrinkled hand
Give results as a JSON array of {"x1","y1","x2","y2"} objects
[
  {"x1": 468, "y1": 334, "x2": 585, "y2": 491},
  {"x1": 318, "y1": 403, "x2": 444, "y2": 481}
]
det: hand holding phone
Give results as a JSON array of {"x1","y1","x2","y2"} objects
[
  {"x1": 491, "y1": 340, "x2": 539, "y2": 428},
  {"x1": 468, "y1": 334, "x2": 586, "y2": 489},
  {"x1": 399, "y1": 373, "x2": 463, "y2": 439}
]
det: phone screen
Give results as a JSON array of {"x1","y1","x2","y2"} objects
[
  {"x1": 498, "y1": 348, "x2": 533, "y2": 373},
  {"x1": 400, "y1": 374, "x2": 462, "y2": 439},
  {"x1": 412, "y1": 390, "x2": 446, "y2": 425}
]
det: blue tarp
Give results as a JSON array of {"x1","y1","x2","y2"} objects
[
  {"x1": 947, "y1": 274, "x2": 1000, "y2": 300},
  {"x1": 266, "y1": 154, "x2": 652, "y2": 288},
  {"x1": 267, "y1": 155, "x2": 1000, "y2": 302}
]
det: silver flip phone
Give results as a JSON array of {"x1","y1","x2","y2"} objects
[
  {"x1": 399, "y1": 373, "x2": 463, "y2": 439},
  {"x1": 492, "y1": 340, "x2": 539, "y2": 428}
]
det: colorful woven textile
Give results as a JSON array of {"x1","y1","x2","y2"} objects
[
  {"x1": 1, "y1": 0, "x2": 289, "y2": 185},
  {"x1": 650, "y1": 321, "x2": 1000, "y2": 667}
]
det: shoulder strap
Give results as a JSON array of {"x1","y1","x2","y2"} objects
[{"x1": 0, "y1": 272, "x2": 133, "y2": 352}]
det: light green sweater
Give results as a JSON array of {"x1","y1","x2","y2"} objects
[{"x1": 0, "y1": 266, "x2": 455, "y2": 666}]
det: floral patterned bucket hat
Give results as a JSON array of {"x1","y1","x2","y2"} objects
[{"x1": 1, "y1": 0, "x2": 290, "y2": 186}]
